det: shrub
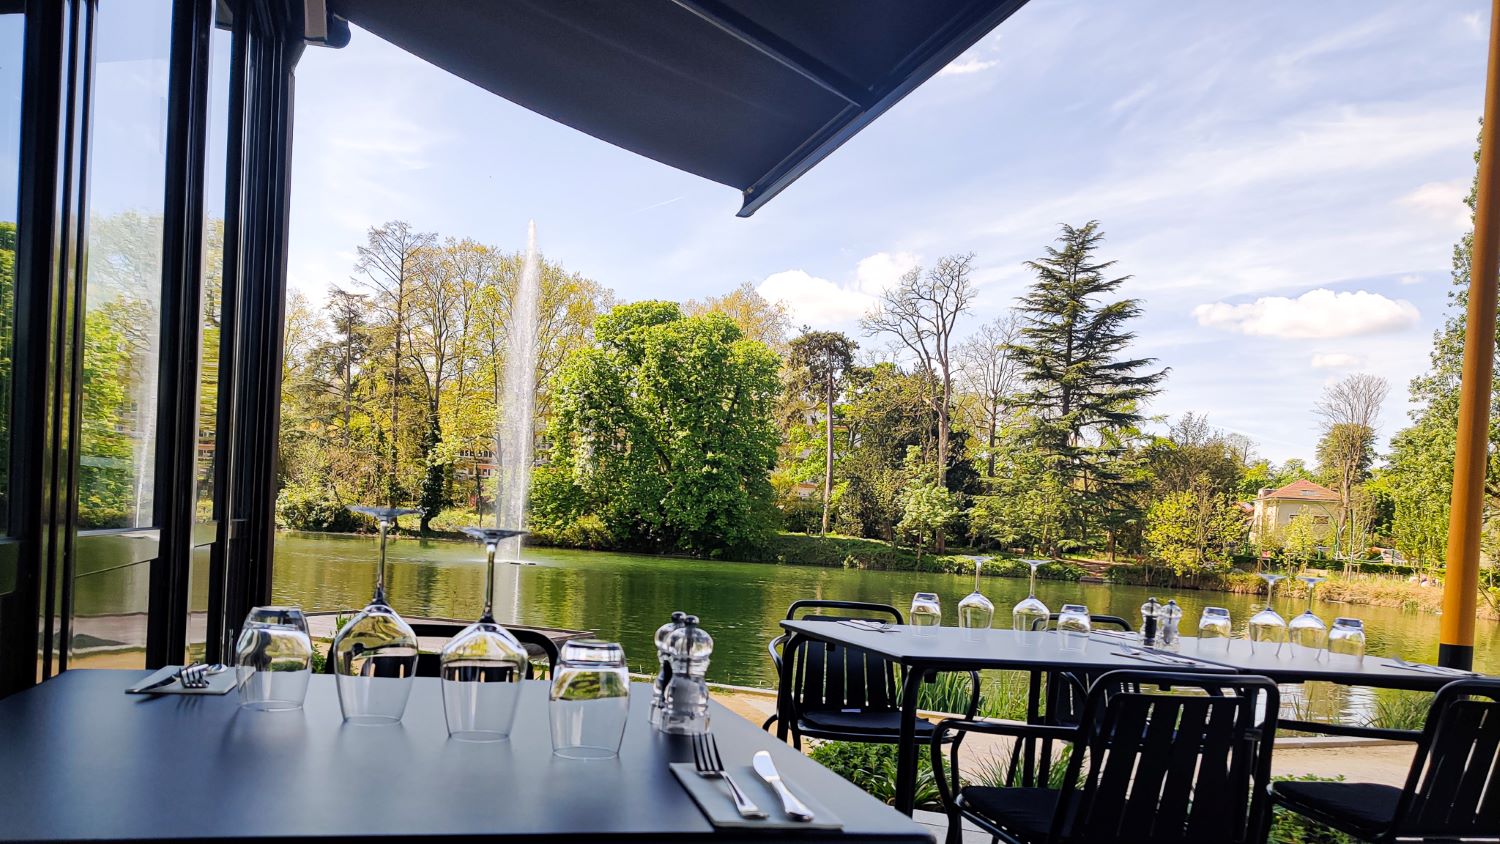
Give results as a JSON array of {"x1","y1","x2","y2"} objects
[
  {"x1": 275, "y1": 481, "x2": 359, "y2": 532},
  {"x1": 807, "y1": 741, "x2": 943, "y2": 809}
]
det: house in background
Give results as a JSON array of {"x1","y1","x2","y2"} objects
[{"x1": 1248, "y1": 479, "x2": 1340, "y2": 545}]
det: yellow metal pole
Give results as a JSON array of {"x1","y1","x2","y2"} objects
[{"x1": 1441, "y1": 0, "x2": 1500, "y2": 671}]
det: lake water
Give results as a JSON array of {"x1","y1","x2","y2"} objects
[{"x1": 273, "y1": 531, "x2": 1497, "y2": 694}]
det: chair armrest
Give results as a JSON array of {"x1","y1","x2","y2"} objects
[
  {"x1": 934, "y1": 718, "x2": 1078, "y2": 745},
  {"x1": 767, "y1": 633, "x2": 785, "y2": 673}
]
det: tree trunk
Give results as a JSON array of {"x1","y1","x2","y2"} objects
[
  {"x1": 821, "y1": 373, "x2": 834, "y2": 536},
  {"x1": 987, "y1": 403, "x2": 997, "y2": 478}
]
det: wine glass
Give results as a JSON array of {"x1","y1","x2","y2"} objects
[
  {"x1": 1248, "y1": 572, "x2": 1288, "y2": 657},
  {"x1": 1012, "y1": 559, "x2": 1050, "y2": 643},
  {"x1": 1288, "y1": 576, "x2": 1329, "y2": 659},
  {"x1": 957, "y1": 557, "x2": 995, "y2": 629},
  {"x1": 1197, "y1": 607, "x2": 1232, "y2": 651},
  {"x1": 1057, "y1": 604, "x2": 1091, "y2": 651},
  {"x1": 1327, "y1": 618, "x2": 1366, "y2": 665},
  {"x1": 910, "y1": 593, "x2": 942, "y2": 629},
  {"x1": 440, "y1": 527, "x2": 531, "y2": 741},
  {"x1": 332, "y1": 506, "x2": 422, "y2": 724}
]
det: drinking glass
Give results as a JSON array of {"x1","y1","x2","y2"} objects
[
  {"x1": 910, "y1": 593, "x2": 942, "y2": 628},
  {"x1": 440, "y1": 527, "x2": 531, "y2": 741},
  {"x1": 550, "y1": 640, "x2": 631, "y2": 759},
  {"x1": 1197, "y1": 607, "x2": 1232, "y2": 650},
  {"x1": 1288, "y1": 576, "x2": 1328, "y2": 658},
  {"x1": 235, "y1": 606, "x2": 313, "y2": 711},
  {"x1": 957, "y1": 557, "x2": 995, "y2": 629},
  {"x1": 1248, "y1": 573, "x2": 1288, "y2": 657},
  {"x1": 1012, "y1": 559, "x2": 1051, "y2": 643},
  {"x1": 1057, "y1": 604, "x2": 1091, "y2": 651},
  {"x1": 1327, "y1": 618, "x2": 1366, "y2": 665},
  {"x1": 332, "y1": 506, "x2": 421, "y2": 724}
]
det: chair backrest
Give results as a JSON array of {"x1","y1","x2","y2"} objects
[
  {"x1": 1392, "y1": 678, "x2": 1500, "y2": 840},
  {"x1": 338, "y1": 620, "x2": 559, "y2": 679},
  {"x1": 1031, "y1": 613, "x2": 1133, "y2": 632},
  {"x1": 781, "y1": 601, "x2": 903, "y2": 716},
  {"x1": 1051, "y1": 670, "x2": 1279, "y2": 844}
]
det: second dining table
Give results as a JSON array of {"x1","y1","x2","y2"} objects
[{"x1": 777, "y1": 619, "x2": 1490, "y2": 816}]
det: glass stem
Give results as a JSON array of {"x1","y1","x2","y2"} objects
[
  {"x1": 1029, "y1": 565, "x2": 1038, "y2": 599},
  {"x1": 374, "y1": 518, "x2": 390, "y2": 604},
  {"x1": 480, "y1": 542, "x2": 498, "y2": 623},
  {"x1": 974, "y1": 561, "x2": 982, "y2": 592}
]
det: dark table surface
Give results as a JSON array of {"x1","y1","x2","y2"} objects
[
  {"x1": 0, "y1": 670, "x2": 931, "y2": 843},
  {"x1": 779, "y1": 621, "x2": 1484, "y2": 691}
]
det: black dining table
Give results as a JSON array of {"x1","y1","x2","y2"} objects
[
  {"x1": 778, "y1": 620, "x2": 1491, "y2": 816},
  {"x1": 0, "y1": 669, "x2": 931, "y2": 843}
]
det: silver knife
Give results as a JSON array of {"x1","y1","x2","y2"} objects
[
  {"x1": 134, "y1": 666, "x2": 187, "y2": 694},
  {"x1": 752, "y1": 751, "x2": 814, "y2": 822}
]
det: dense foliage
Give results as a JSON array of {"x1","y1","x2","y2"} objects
[{"x1": 530, "y1": 302, "x2": 781, "y2": 556}]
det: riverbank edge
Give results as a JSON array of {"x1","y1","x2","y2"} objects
[{"x1": 280, "y1": 527, "x2": 1498, "y2": 620}]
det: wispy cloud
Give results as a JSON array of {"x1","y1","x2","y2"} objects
[
  {"x1": 939, "y1": 58, "x2": 997, "y2": 77},
  {"x1": 1193, "y1": 289, "x2": 1420, "y2": 339},
  {"x1": 1401, "y1": 179, "x2": 1470, "y2": 229},
  {"x1": 1310, "y1": 352, "x2": 1362, "y2": 369}
]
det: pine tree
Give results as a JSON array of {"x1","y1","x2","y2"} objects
[{"x1": 1010, "y1": 221, "x2": 1167, "y2": 549}]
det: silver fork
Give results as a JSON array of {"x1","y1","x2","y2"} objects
[
  {"x1": 693, "y1": 733, "x2": 767, "y2": 819},
  {"x1": 179, "y1": 663, "x2": 209, "y2": 689}
]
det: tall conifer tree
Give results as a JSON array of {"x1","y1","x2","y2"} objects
[{"x1": 1010, "y1": 221, "x2": 1166, "y2": 547}]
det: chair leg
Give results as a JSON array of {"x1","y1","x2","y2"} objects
[{"x1": 760, "y1": 714, "x2": 777, "y2": 733}]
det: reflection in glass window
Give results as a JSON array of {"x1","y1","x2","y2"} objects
[
  {"x1": 0, "y1": 12, "x2": 24, "y2": 533},
  {"x1": 195, "y1": 25, "x2": 230, "y2": 522},
  {"x1": 80, "y1": 1, "x2": 172, "y2": 529}
]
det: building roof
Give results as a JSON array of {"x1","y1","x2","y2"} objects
[
  {"x1": 326, "y1": 0, "x2": 1029, "y2": 217},
  {"x1": 1263, "y1": 479, "x2": 1340, "y2": 502}
]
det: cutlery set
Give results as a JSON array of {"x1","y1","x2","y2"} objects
[
  {"x1": 135, "y1": 663, "x2": 230, "y2": 693},
  {"x1": 689, "y1": 732, "x2": 814, "y2": 823},
  {"x1": 1384, "y1": 656, "x2": 1478, "y2": 677}
]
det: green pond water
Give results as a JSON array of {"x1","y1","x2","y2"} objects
[{"x1": 273, "y1": 531, "x2": 1497, "y2": 694}]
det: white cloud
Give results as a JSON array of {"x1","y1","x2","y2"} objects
[
  {"x1": 855, "y1": 251, "x2": 919, "y2": 295},
  {"x1": 1310, "y1": 352, "x2": 1362, "y2": 369},
  {"x1": 757, "y1": 270, "x2": 875, "y2": 326},
  {"x1": 938, "y1": 58, "x2": 997, "y2": 77},
  {"x1": 1399, "y1": 274, "x2": 1423, "y2": 285},
  {"x1": 1401, "y1": 179, "x2": 1470, "y2": 229},
  {"x1": 1193, "y1": 289, "x2": 1420, "y2": 339},
  {"x1": 1464, "y1": 12, "x2": 1484, "y2": 37}
]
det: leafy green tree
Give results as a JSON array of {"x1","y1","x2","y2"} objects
[
  {"x1": 968, "y1": 425, "x2": 1068, "y2": 553},
  {"x1": 788, "y1": 330, "x2": 856, "y2": 535},
  {"x1": 1143, "y1": 485, "x2": 1246, "y2": 574},
  {"x1": 534, "y1": 302, "x2": 781, "y2": 555},
  {"x1": 1281, "y1": 516, "x2": 1322, "y2": 568},
  {"x1": 897, "y1": 483, "x2": 960, "y2": 565},
  {"x1": 1010, "y1": 221, "x2": 1167, "y2": 549}
]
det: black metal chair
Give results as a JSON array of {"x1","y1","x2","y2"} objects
[
  {"x1": 931, "y1": 670, "x2": 1280, "y2": 844},
  {"x1": 1017, "y1": 613, "x2": 1136, "y2": 787},
  {"x1": 764, "y1": 599, "x2": 980, "y2": 749},
  {"x1": 1271, "y1": 677, "x2": 1500, "y2": 843},
  {"x1": 325, "y1": 620, "x2": 560, "y2": 679}
]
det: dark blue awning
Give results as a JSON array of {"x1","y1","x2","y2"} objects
[{"x1": 325, "y1": 0, "x2": 1028, "y2": 216}]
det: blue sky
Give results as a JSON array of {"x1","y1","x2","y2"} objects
[{"x1": 286, "y1": 1, "x2": 1492, "y2": 464}]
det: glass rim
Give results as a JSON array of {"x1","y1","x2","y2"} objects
[
  {"x1": 1059, "y1": 604, "x2": 1088, "y2": 613},
  {"x1": 559, "y1": 638, "x2": 627, "y2": 665},
  {"x1": 912, "y1": 592, "x2": 940, "y2": 600},
  {"x1": 1331, "y1": 617, "x2": 1364, "y2": 628},
  {"x1": 1202, "y1": 606, "x2": 1230, "y2": 616}
]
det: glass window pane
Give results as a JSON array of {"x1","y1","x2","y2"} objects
[
  {"x1": 196, "y1": 24, "x2": 230, "y2": 522},
  {"x1": 80, "y1": 0, "x2": 172, "y2": 530},
  {"x1": 0, "y1": 11, "x2": 24, "y2": 534}
]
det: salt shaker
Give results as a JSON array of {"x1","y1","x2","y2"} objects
[
  {"x1": 660, "y1": 615, "x2": 713, "y2": 735},
  {"x1": 1159, "y1": 599, "x2": 1183, "y2": 651}
]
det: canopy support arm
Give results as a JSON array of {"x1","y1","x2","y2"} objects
[{"x1": 1441, "y1": 0, "x2": 1500, "y2": 671}]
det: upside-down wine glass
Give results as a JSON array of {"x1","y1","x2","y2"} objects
[
  {"x1": 1248, "y1": 572, "x2": 1288, "y2": 657},
  {"x1": 331, "y1": 506, "x2": 422, "y2": 724},
  {"x1": 440, "y1": 527, "x2": 531, "y2": 741},
  {"x1": 1288, "y1": 575, "x2": 1329, "y2": 659},
  {"x1": 957, "y1": 557, "x2": 995, "y2": 629},
  {"x1": 1012, "y1": 559, "x2": 1050, "y2": 643}
]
